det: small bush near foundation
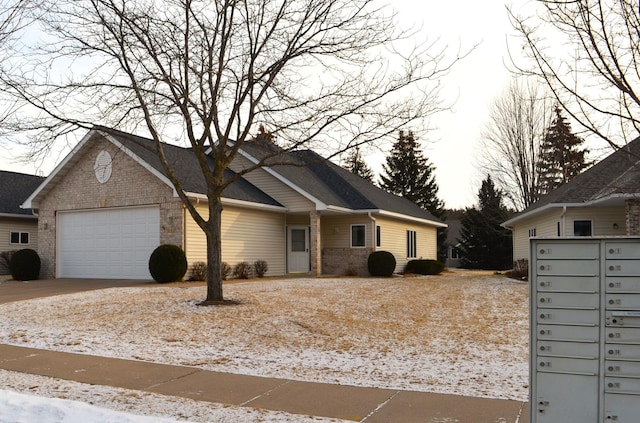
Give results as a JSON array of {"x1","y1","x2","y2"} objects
[
  {"x1": 508, "y1": 259, "x2": 529, "y2": 280},
  {"x1": 233, "y1": 261, "x2": 252, "y2": 279},
  {"x1": 10, "y1": 248, "x2": 41, "y2": 281},
  {"x1": 405, "y1": 259, "x2": 444, "y2": 275},
  {"x1": 148, "y1": 244, "x2": 187, "y2": 283},
  {"x1": 254, "y1": 260, "x2": 268, "y2": 278},
  {"x1": 188, "y1": 262, "x2": 207, "y2": 281},
  {"x1": 367, "y1": 251, "x2": 396, "y2": 277},
  {"x1": 221, "y1": 262, "x2": 231, "y2": 280},
  {"x1": 0, "y1": 250, "x2": 16, "y2": 274}
]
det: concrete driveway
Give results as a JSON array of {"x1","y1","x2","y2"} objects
[{"x1": 0, "y1": 277, "x2": 153, "y2": 304}]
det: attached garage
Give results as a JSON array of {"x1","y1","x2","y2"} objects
[{"x1": 57, "y1": 206, "x2": 160, "y2": 279}]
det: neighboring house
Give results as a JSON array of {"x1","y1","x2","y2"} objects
[
  {"x1": 0, "y1": 170, "x2": 44, "y2": 274},
  {"x1": 502, "y1": 135, "x2": 640, "y2": 261},
  {"x1": 23, "y1": 126, "x2": 445, "y2": 280},
  {"x1": 443, "y1": 210, "x2": 463, "y2": 268}
]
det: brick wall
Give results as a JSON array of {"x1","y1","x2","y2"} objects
[
  {"x1": 626, "y1": 199, "x2": 640, "y2": 236},
  {"x1": 322, "y1": 247, "x2": 372, "y2": 276},
  {"x1": 37, "y1": 135, "x2": 183, "y2": 278}
]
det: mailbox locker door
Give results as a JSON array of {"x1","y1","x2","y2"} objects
[
  {"x1": 605, "y1": 377, "x2": 640, "y2": 394},
  {"x1": 535, "y1": 373, "x2": 599, "y2": 423},
  {"x1": 605, "y1": 243, "x2": 640, "y2": 259},
  {"x1": 605, "y1": 360, "x2": 640, "y2": 377},
  {"x1": 537, "y1": 357, "x2": 599, "y2": 374},
  {"x1": 537, "y1": 308, "x2": 600, "y2": 325},
  {"x1": 605, "y1": 343, "x2": 640, "y2": 360},
  {"x1": 605, "y1": 294, "x2": 640, "y2": 310},
  {"x1": 537, "y1": 275, "x2": 599, "y2": 292},
  {"x1": 537, "y1": 292, "x2": 600, "y2": 309},
  {"x1": 606, "y1": 260, "x2": 640, "y2": 276},
  {"x1": 536, "y1": 242, "x2": 600, "y2": 259},
  {"x1": 606, "y1": 277, "x2": 640, "y2": 293},
  {"x1": 604, "y1": 394, "x2": 640, "y2": 423},
  {"x1": 537, "y1": 324, "x2": 599, "y2": 342},
  {"x1": 537, "y1": 260, "x2": 600, "y2": 276},
  {"x1": 537, "y1": 340, "x2": 599, "y2": 359},
  {"x1": 606, "y1": 327, "x2": 640, "y2": 343}
]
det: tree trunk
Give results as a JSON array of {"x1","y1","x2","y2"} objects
[{"x1": 200, "y1": 198, "x2": 224, "y2": 305}]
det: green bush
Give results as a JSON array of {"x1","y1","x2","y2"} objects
[
  {"x1": 254, "y1": 260, "x2": 268, "y2": 278},
  {"x1": 187, "y1": 261, "x2": 207, "y2": 281},
  {"x1": 148, "y1": 244, "x2": 187, "y2": 283},
  {"x1": 405, "y1": 259, "x2": 445, "y2": 275},
  {"x1": 233, "y1": 261, "x2": 252, "y2": 279},
  {"x1": 10, "y1": 248, "x2": 41, "y2": 281},
  {"x1": 367, "y1": 251, "x2": 396, "y2": 277},
  {"x1": 221, "y1": 262, "x2": 231, "y2": 280}
]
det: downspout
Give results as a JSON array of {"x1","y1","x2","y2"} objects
[
  {"x1": 368, "y1": 212, "x2": 376, "y2": 251},
  {"x1": 560, "y1": 206, "x2": 567, "y2": 237}
]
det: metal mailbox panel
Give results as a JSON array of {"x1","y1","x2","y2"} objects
[
  {"x1": 605, "y1": 294, "x2": 640, "y2": 310},
  {"x1": 537, "y1": 356, "x2": 599, "y2": 374},
  {"x1": 606, "y1": 327, "x2": 640, "y2": 343},
  {"x1": 605, "y1": 377, "x2": 640, "y2": 394},
  {"x1": 605, "y1": 360, "x2": 640, "y2": 377},
  {"x1": 536, "y1": 242, "x2": 600, "y2": 260},
  {"x1": 537, "y1": 275, "x2": 599, "y2": 292},
  {"x1": 537, "y1": 308, "x2": 600, "y2": 326},
  {"x1": 606, "y1": 277, "x2": 640, "y2": 293},
  {"x1": 537, "y1": 292, "x2": 600, "y2": 309},
  {"x1": 606, "y1": 242, "x2": 640, "y2": 259},
  {"x1": 606, "y1": 260, "x2": 640, "y2": 276},
  {"x1": 537, "y1": 324, "x2": 599, "y2": 342},
  {"x1": 536, "y1": 259, "x2": 600, "y2": 276},
  {"x1": 605, "y1": 343, "x2": 640, "y2": 361},
  {"x1": 606, "y1": 310, "x2": 640, "y2": 327},
  {"x1": 537, "y1": 340, "x2": 599, "y2": 359},
  {"x1": 535, "y1": 373, "x2": 599, "y2": 423},
  {"x1": 604, "y1": 394, "x2": 640, "y2": 423}
]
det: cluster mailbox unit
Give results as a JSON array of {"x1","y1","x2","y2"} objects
[{"x1": 530, "y1": 237, "x2": 640, "y2": 422}]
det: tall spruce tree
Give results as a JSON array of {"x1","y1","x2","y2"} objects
[
  {"x1": 537, "y1": 106, "x2": 590, "y2": 194},
  {"x1": 380, "y1": 130, "x2": 447, "y2": 261},
  {"x1": 345, "y1": 146, "x2": 374, "y2": 181},
  {"x1": 458, "y1": 175, "x2": 513, "y2": 270}
]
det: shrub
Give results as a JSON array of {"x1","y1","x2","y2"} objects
[
  {"x1": 254, "y1": 260, "x2": 268, "y2": 278},
  {"x1": 148, "y1": 244, "x2": 187, "y2": 283},
  {"x1": 405, "y1": 259, "x2": 445, "y2": 275},
  {"x1": 233, "y1": 261, "x2": 252, "y2": 279},
  {"x1": 188, "y1": 261, "x2": 207, "y2": 281},
  {"x1": 10, "y1": 248, "x2": 41, "y2": 281},
  {"x1": 0, "y1": 250, "x2": 16, "y2": 274},
  {"x1": 509, "y1": 259, "x2": 529, "y2": 280},
  {"x1": 221, "y1": 262, "x2": 231, "y2": 280},
  {"x1": 367, "y1": 251, "x2": 396, "y2": 277}
]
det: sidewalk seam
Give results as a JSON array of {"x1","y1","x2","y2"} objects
[
  {"x1": 240, "y1": 380, "x2": 292, "y2": 407},
  {"x1": 359, "y1": 389, "x2": 401, "y2": 422}
]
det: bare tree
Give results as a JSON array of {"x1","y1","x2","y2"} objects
[
  {"x1": 480, "y1": 77, "x2": 553, "y2": 211},
  {"x1": 0, "y1": 0, "x2": 466, "y2": 304},
  {"x1": 509, "y1": 0, "x2": 640, "y2": 147}
]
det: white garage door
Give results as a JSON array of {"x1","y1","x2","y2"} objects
[{"x1": 57, "y1": 206, "x2": 160, "y2": 279}]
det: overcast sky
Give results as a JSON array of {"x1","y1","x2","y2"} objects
[{"x1": 0, "y1": 0, "x2": 530, "y2": 210}]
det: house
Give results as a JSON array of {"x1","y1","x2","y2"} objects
[
  {"x1": 23, "y1": 126, "x2": 445, "y2": 279},
  {"x1": 502, "y1": 135, "x2": 640, "y2": 261},
  {"x1": 443, "y1": 215, "x2": 462, "y2": 268},
  {"x1": 0, "y1": 170, "x2": 44, "y2": 274}
]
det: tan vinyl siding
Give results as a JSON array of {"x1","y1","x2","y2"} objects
[
  {"x1": 184, "y1": 203, "x2": 286, "y2": 276},
  {"x1": 374, "y1": 216, "x2": 437, "y2": 271},
  {"x1": 0, "y1": 217, "x2": 38, "y2": 274},
  {"x1": 229, "y1": 154, "x2": 314, "y2": 212},
  {"x1": 562, "y1": 207, "x2": 625, "y2": 237},
  {"x1": 321, "y1": 216, "x2": 375, "y2": 249},
  {"x1": 512, "y1": 209, "x2": 562, "y2": 261}
]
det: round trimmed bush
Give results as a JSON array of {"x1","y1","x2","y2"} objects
[
  {"x1": 10, "y1": 248, "x2": 41, "y2": 281},
  {"x1": 367, "y1": 251, "x2": 396, "y2": 277},
  {"x1": 148, "y1": 244, "x2": 187, "y2": 283}
]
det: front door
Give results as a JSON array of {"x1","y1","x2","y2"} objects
[{"x1": 287, "y1": 226, "x2": 309, "y2": 273}]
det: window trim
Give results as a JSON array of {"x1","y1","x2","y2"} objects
[
  {"x1": 573, "y1": 220, "x2": 593, "y2": 237},
  {"x1": 350, "y1": 224, "x2": 366, "y2": 248},
  {"x1": 10, "y1": 231, "x2": 30, "y2": 245},
  {"x1": 375, "y1": 225, "x2": 381, "y2": 247},
  {"x1": 407, "y1": 230, "x2": 417, "y2": 258}
]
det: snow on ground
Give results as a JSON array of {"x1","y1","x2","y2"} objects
[{"x1": 0, "y1": 270, "x2": 529, "y2": 421}]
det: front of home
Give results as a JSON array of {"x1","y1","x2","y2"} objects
[
  {"x1": 503, "y1": 135, "x2": 640, "y2": 261},
  {"x1": 24, "y1": 127, "x2": 444, "y2": 279}
]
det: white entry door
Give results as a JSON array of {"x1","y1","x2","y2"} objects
[{"x1": 287, "y1": 226, "x2": 309, "y2": 273}]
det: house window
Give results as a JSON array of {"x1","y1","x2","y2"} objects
[
  {"x1": 376, "y1": 225, "x2": 381, "y2": 247},
  {"x1": 10, "y1": 232, "x2": 29, "y2": 245},
  {"x1": 574, "y1": 220, "x2": 593, "y2": 236},
  {"x1": 351, "y1": 225, "x2": 366, "y2": 247},
  {"x1": 557, "y1": 222, "x2": 561, "y2": 236},
  {"x1": 407, "y1": 230, "x2": 417, "y2": 258},
  {"x1": 450, "y1": 246, "x2": 461, "y2": 259},
  {"x1": 528, "y1": 228, "x2": 537, "y2": 237}
]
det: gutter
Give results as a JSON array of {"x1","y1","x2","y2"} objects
[{"x1": 0, "y1": 212, "x2": 38, "y2": 219}]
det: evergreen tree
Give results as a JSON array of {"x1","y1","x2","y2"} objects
[
  {"x1": 458, "y1": 175, "x2": 513, "y2": 270},
  {"x1": 380, "y1": 130, "x2": 447, "y2": 261},
  {"x1": 345, "y1": 146, "x2": 374, "y2": 182},
  {"x1": 537, "y1": 106, "x2": 590, "y2": 194}
]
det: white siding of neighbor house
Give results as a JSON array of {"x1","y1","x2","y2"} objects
[
  {"x1": 0, "y1": 217, "x2": 38, "y2": 274},
  {"x1": 511, "y1": 206, "x2": 627, "y2": 261},
  {"x1": 184, "y1": 202, "x2": 286, "y2": 276},
  {"x1": 229, "y1": 154, "x2": 315, "y2": 212}
]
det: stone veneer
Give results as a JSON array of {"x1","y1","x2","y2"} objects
[
  {"x1": 322, "y1": 247, "x2": 373, "y2": 276},
  {"x1": 626, "y1": 199, "x2": 640, "y2": 236},
  {"x1": 36, "y1": 136, "x2": 183, "y2": 278}
]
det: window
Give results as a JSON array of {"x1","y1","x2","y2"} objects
[
  {"x1": 528, "y1": 228, "x2": 537, "y2": 237},
  {"x1": 376, "y1": 225, "x2": 381, "y2": 247},
  {"x1": 407, "y1": 230, "x2": 417, "y2": 258},
  {"x1": 574, "y1": 220, "x2": 593, "y2": 236},
  {"x1": 10, "y1": 232, "x2": 29, "y2": 245},
  {"x1": 450, "y1": 246, "x2": 461, "y2": 259},
  {"x1": 557, "y1": 222, "x2": 561, "y2": 237},
  {"x1": 351, "y1": 225, "x2": 366, "y2": 247}
]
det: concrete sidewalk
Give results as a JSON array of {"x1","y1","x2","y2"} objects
[{"x1": 0, "y1": 344, "x2": 529, "y2": 422}]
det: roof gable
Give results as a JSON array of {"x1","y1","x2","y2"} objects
[{"x1": 0, "y1": 170, "x2": 44, "y2": 217}]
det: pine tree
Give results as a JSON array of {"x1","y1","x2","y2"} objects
[
  {"x1": 458, "y1": 175, "x2": 513, "y2": 270},
  {"x1": 537, "y1": 106, "x2": 590, "y2": 194},
  {"x1": 345, "y1": 146, "x2": 374, "y2": 182},
  {"x1": 380, "y1": 130, "x2": 447, "y2": 260}
]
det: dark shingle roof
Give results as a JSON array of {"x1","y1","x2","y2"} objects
[{"x1": 0, "y1": 170, "x2": 44, "y2": 216}]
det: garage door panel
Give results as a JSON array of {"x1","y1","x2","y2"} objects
[{"x1": 58, "y1": 207, "x2": 160, "y2": 279}]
